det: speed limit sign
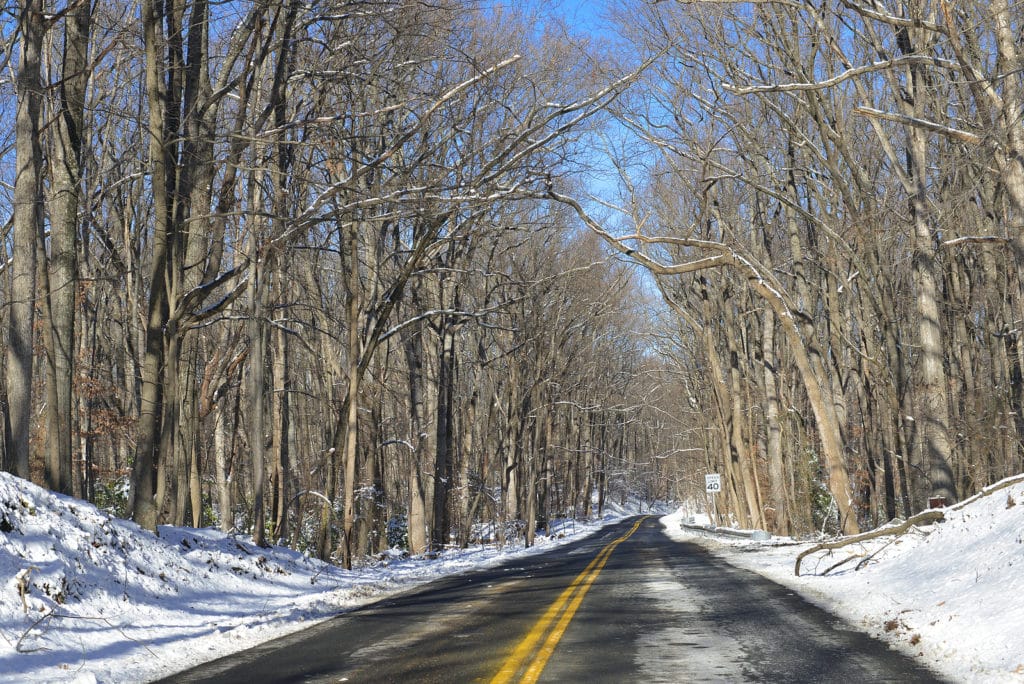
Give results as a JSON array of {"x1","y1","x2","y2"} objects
[{"x1": 705, "y1": 474, "x2": 722, "y2": 493}]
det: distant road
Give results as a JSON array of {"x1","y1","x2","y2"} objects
[{"x1": 164, "y1": 517, "x2": 944, "y2": 683}]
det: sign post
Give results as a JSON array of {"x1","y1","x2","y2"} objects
[{"x1": 705, "y1": 474, "x2": 721, "y2": 527}]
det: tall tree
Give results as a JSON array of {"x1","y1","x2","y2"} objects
[
  {"x1": 43, "y1": 0, "x2": 92, "y2": 495},
  {"x1": 128, "y1": 0, "x2": 263, "y2": 529},
  {"x1": 5, "y1": 0, "x2": 45, "y2": 480}
]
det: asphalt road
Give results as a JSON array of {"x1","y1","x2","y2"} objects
[{"x1": 163, "y1": 516, "x2": 944, "y2": 683}]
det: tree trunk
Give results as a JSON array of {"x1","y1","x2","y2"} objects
[
  {"x1": 431, "y1": 321, "x2": 456, "y2": 550},
  {"x1": 337, "y1": 217, "x2": 364, "y2": 567},
  {"x1": 5, "y1": 0, "x2": 45, "y2": 480},
  {"x1": 43, "y1": 0, "x2": 91, "y2": 494},
  {"x1": 128, "y1": 0, "x2": 173, "y2": 530},
  {"x1": 458, "y1": 380, "x2": 479, "y2": 548},
  {"x1": 215, "y1": 399, "x2": 232, "y2": 532},
  {"x1": 406, "y1": 333, "x2": 429, "y2": 555},
  {"x1": 726, "y1": 318, "x2": 760, "y2": 528},
  {"x1": 761, "y1": 308, "x2": 790, "y2": 535},
  {"x1": 744, "y1": 272, "x2": 860, "y2": 535},
  {"x1": 248, "y1": 258, "x2": 268, "y2": 547},
  {"x1": 271, "y1": 319, "x2": 290, "y2": 542},
  {"x1": 906, "y1": 98, "x2": 957, "y2": 508}
]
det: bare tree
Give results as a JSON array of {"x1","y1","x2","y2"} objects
[
  {"x1": 42, "y1": 0, "x2": 92, "y2": 495},
  {"x1": 5, "y1": 0, "x2": 45, "y2": 480}
]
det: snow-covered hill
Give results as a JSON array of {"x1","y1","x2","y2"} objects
[
  {"x1": 663, "y1": 476, "x2": 1024, "y2": 683},
  {"x1": 0, "y1": 473, "x2": 634, "y2": 682}
]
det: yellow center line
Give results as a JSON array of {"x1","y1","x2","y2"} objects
[{"x1": 490, "y1": 516, "x2": 648, "y2": 684}]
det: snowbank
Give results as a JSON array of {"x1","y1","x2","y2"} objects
[
  {"x1": 0, "y1": 473, "x2": 636, "y2": 682},
  {"x1": 8, "y1": 459, "x2": 1018, "y2": 684},
  {"x1": 662, "y1": 476, "x2": 1024, "y2": 683}
]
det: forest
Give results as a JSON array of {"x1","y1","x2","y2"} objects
[{"x1": 1, "y1": 0, "x2": 1022, "y2": 565}]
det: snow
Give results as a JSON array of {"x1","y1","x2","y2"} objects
[
  {"x1": 1, "y1": 468, "x2": 1022, "y2": 683},
  {"x1": 0, "y1": 472, "x2": 647, "y2": 682},
  {"x1": 661, "y1": 475, "x2": 1024, "y2": 684}
]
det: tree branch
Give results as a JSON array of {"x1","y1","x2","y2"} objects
[
  {"x1": 724, "y1": 56, "x2": 956, "y2": 95},
  {"x1": 853, "y1": 106, "x2": 984, "y2": 145}
]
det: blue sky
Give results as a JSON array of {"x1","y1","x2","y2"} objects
[
  {"x1": 545, "y1": 0, "x2": 610, "y2": 31},
  {"x1": 490, "y1": 0, "x2": 616, "y2": 35}
]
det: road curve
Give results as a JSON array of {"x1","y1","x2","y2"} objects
[{"x1": 162, "y1": 517, "x2": 944, "y2": 683}]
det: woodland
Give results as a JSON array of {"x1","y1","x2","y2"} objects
[{"x1": 1, "y1": 0, "x2": 1022, "y2": 566}]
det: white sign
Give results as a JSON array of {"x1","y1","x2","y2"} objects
[{"x1": 705, "y1": 473, "x2": 722, "y2": 493}]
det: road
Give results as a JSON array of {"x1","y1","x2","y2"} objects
[{"x1": 164, "y1": 516, "x2": 944, "y2": 683}]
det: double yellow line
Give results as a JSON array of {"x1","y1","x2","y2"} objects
[{"x1": 490, "y1": 517, "x2": 648, "y2": 684}]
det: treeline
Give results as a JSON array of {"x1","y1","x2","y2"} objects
[
  {"x1": 7, "y1": 0, "x2": 1020, "y2": 552},
  {"x1": 0, "y1": 0, "x2": 681, "y2": 565},
  {"x1": 592, "y1": 0, "x2": 1024, "y2": 535}
]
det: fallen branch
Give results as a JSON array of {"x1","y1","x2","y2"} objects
[
  {"x1": 950, "y1": 473, "x2": 1024, "y2": 511},
  {"x1": 15, "y1": 609, "x2": 60, "y2": 654},
  {"x1": 822, "y1": 552, "x2": 866, "y2": 576},
  {"x1": 854, "y1": 527, "x2": 923, "y2": 572},
  {"x1": 795, "y1": 509, "x2": 945, "y2": 576},
  {"x1": 16, "y1": 610, "x2": 160, "y2": 658}
]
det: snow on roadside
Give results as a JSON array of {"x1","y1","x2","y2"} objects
[
  {"x1": 0, "y1": 473, "x2": 646, "y2": 683},
  {"x1": 661, "y1": 476, "x2": 1024, "y2": 684},
  {"x1": 15, "y1": 452, "x2": 1019, "y2": 684}
]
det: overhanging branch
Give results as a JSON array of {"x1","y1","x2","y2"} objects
[{"x1": 853, "y1": 106, "x2": 984, "y2": 145}]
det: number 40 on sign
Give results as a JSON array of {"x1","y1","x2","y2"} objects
[{"x1": 705, "y1": 473, "x2": 722, "y2": 493}]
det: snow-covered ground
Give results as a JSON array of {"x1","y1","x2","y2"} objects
[
  {"x1": 0, "y1": 472, "x2": 658, "y2": 682},
  {"x1": 662, "y1": 476, "x2": 1024, "y2": 684},
  {"x1": 1, "y1": 469, "x2": 1021, "y2": 683}
]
